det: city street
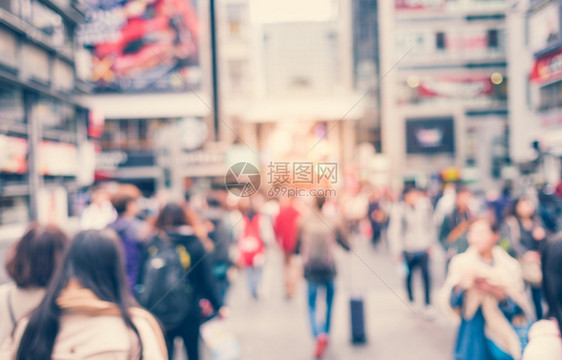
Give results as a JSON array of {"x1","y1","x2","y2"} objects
[{"x1": 197, "y1": 235, "x2": 455, "y2": 360}]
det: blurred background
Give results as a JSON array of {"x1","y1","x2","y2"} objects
[
  {"x1": 1, "y1": 0, "x2": 562, "y2": 232},
  {"x1": 0, "y1": 0, "x2": 562, "y2": 358}
]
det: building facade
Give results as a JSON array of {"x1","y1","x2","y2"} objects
[
  {"x1": 0, "y1": 0, "x2": 92, "y2": 230},
  {"x1": 217, "y1": 0, "x2": 362, "y2": 183},
  {"x1": 380, "y1": 0, "x2": 510, "y2": 189},
  {"x1": 507, "y1": 0, "x2": 562, "y2": 186},
  {"x1": 78, "y1": 0, "x2": 217, "y2": 197}
]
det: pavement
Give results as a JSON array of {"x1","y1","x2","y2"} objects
[{"x1": 193, "y1": 235, "x2": 456, "y2": 360}]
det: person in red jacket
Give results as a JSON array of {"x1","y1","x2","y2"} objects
[{"x1": 274, "y1": 197, "x2": 301, "y2": 299}]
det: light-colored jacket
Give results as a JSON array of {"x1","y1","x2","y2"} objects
[
  {"x1": 0, "y1": 281, "x2": 167, "y2": 360},
  {"x1": 0, "y1": 283, "x2": 45, "y2": 346},
  {"x1": 438, "y1": 246, "x2": 531, "y2": 360},
  {"x1": 523, "y1": 319, "x2": 562, "y2": 360},
  {"x1": 389, "y1": 198, "x2": 435, "y2": 255}
]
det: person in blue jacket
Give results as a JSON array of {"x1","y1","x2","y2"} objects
[{"x1": 439, "y1": 218, "x2": 531, "y2": 360}]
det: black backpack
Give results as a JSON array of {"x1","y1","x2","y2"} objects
[{"x1": 135, "y1": 234, "x2": 194, "y2": 329}]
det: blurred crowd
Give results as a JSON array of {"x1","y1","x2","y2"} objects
[{"x1": 0, "y1": 178, "x2": 561, "y2": 359}]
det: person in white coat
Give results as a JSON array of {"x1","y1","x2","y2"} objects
[{"x1": 523, "y1": 237, "x2": 562, "y2": 359}]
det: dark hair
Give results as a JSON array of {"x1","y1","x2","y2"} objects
[
  {"x1": 16, "y1": 230, "x2": 143, "y2": 359},
  {"x1": 111, "y1": 192, "x2": 136, "y2": 215},
  {"x1": 155, "y1": 203, "x2": 189, "y2": 230},
  {"x1": 456, "y1": 184, "x2": 471, "y2": 195},
  {"x1": 6, "y1": 223, "x2": 68, "y2": 288},
  {"x1": 315, "y1": 196, "x2": 326, "y2": 210},
  {"x1": 542, "y1": 237, "x2": 562, "y2": 335},
  {"x1": 403, "y1": 186, "x2": 418, "y2": 197},
  {"x1": 508, "y1": 196, "x2": 536, "y2": 220}
]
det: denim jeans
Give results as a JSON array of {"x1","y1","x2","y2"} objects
[
  {"x1": 404, "y1": 250, "x2": 431, "y2": 305},
  {"x1": 247, "y1": 266, "x2": 262, "y2": 298},
  {"x1": 307, "y1": 280, "x2": 335, "y2": 338}
]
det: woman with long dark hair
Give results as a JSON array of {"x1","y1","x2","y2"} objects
[
  {"x1": 0, "y1": 224, "x2": 68, "y2": 345},
  {"x1": 524, "y1": 237, "x2": 562, "y2": 359},
  {"x1": 501, "y1": 197, "x2": 547, "y2": 320},
  {"x1": 0, "y1": 229, "x2": 167, "y2": 359},
  {"x1": 151, "y1": 202, "x2": 225, "y2": 360}
]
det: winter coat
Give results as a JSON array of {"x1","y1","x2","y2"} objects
[
  {"x1": 0, "y1": 280, "x2": 167, "y2": 359},
  {"x1": 523, "y1": 319, "x2": 562, "y2": 360},
  {"x1": 438, "y1": 246, "x2": 531, "y2": 359},
  {"x1": 0, "y1": 283, "x2": 45, "y2": 346}
]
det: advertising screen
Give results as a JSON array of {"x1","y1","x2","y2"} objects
[
  {"x1": 406, "y1": 117, "x2": 455, "y2": 154},
  {"x1": 78, "y1": 0, "x2": 200, "y2": 92}
]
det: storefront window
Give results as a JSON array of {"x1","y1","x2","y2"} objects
[
  {"x1": 29, "y1": 0, "x2": 70, "y2": 48},
  {"x1": 0, "y1": 86, "x2": 24, "y2": 123},
  {"x1": 34, "y1": 96, "x2": 77, "y2": 133},
  {"x1": 101, "y1": 118, "x2": 174, "y2": 151},
  {"x1": 539, "y1": 81, "x2": 562, "y2": 112},
  {"x1": 0, "y1": 196, "x2": 30, "y2": 225}
]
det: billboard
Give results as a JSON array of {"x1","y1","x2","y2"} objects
[
  {"x1": 78, "y1": 0, "x2": 200, "y2": 92},
  {"x1": 406, "y1": 117, "x2": 455, "y2": 154}
]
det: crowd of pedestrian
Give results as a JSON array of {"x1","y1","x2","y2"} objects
[{"x1": 0, "y1": 179, "x2": 561, "y2": 360}]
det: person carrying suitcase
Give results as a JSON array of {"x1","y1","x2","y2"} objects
[{"x1": 298, "y1": 195, "x2": 350, "y2": 359}]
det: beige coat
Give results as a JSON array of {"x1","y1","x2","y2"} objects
[
  {"x1": 0, "y1": 281, "x2": 167, "y2": 360},
  {"x1": 0, "y1": 283, "x2": 46, "y2": 346},
  {"x1": 438, "y1": 246, "x2": 531, "y2": 360},
  {"x1": 523, "y1": 319, "x2": 562, "y2": 360}
]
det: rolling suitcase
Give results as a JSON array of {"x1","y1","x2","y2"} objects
[{"x1": 350, "y1": 295, "x2": 367, "y2": 344}]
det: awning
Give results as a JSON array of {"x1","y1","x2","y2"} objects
[{"x1": 79, "y1": 92, "x2": 211, "y2": 119}]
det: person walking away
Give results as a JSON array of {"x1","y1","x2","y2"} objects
[
  {"x1": 107, "y1": 187, "x2": 149, "y2": 292},
  {"x1": 140, "y1": 203, "x2": 226, "y2": 360},
  {"x1": 389, "y1": 187, "x2": 436, "y2": 317},
  {"x1": 439, "y1": 187, "x2": 475, "y2": 269},
  {"x1": 201, "y1": 193, "x2": 236, "y2": 303},
  {"x1": 439, "y1": 218, "x2": 531, "y2": 360},
  {"x1": 368, "y1": 190, "x2": 388, "y2": 249},
  {"x1": 298, "y1": 196, "x2": 350, "y2": 359},
  {"x1": 237, "y1": 199, "x2": 273, "y2": 299},
  {"x1": 523, "y1": 236, "x2": 562, "y2": 359},
  {"x1": 501, "y1": 197, "x2": 546, "y2": 320},
  {"x1": 0, "y1": 224, "x2": 68, "y2": 345},
  {"x1": 274, "y1": 196, "x2": 301, "y2": 299},
  {"x1": 537, "y1": 186, "x2": 560, "y2": 234},
  {"x1": 0, "y1": 229, "x2": 167, "y2": 359}
]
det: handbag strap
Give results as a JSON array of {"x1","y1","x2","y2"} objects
[{"x1": 7, "y1": 286, "x2": 16, "y2": 327}]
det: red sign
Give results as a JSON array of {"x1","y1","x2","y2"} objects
[
  {"x1": 418, "y1": 76, "x2": 493, "y2": 99},
  {"x1": 531, "y1": 48, "x2": 562, "y2": 84},
  {"x1": 396, "y1": 0, "x2": 445, "y2": 10},
  {"x1": 88, "y1": 109, "x2": 105, "y2": 138}
]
